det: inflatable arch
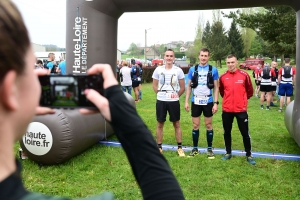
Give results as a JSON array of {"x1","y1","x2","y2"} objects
[
  {"x1": 65, "y1": 0, "x2": 300, "y2": 145},
  {"x1": 21, "y1": 0, "x2": 300, "y2": 165}
]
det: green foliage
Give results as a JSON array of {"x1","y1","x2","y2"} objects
[
  {"x1": 207, "y1": 21, "x2": 230, "y2": 67},
  {"x1": 127, "y1": 43, "x2": 142, "y2": 58},
  {"x1": 225, "y1": 6, "x2": 296, "y2": 57},
  {"x1": 228, "y1": 20, "x2": 245, "y2": 59},
  {"x1": 249, "y1": 35, "x2": 263, "y2": 56},
  {"x1": 174, "y1": 52, "x2": 185, "y2": 58},
  {"x1": 202, "y1": 21, "x2": 211, "y2": 47}
]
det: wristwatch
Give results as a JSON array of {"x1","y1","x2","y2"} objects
[{"x1": 214, "y1": 101, "x2": 219, "y2": 105}]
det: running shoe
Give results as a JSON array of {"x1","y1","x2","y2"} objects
[
  {"x1": 207, "y1": 149, "x2": 215, "y2": 159},
  {"x1": 247, "y1": 156, "x2": 256, "y2": 165},
  {"x1": 159, "y1": 148, "x2": 163, "y2": 154},
  {"x1": 188, "y1": 148, "x2": 199, "y2": 157},
  {"x1": 177, "y1": 148, "x2": 186, "y2": 157},
  {"x1": 221, "y1": 153, "x2": 232, "y2": 160}
]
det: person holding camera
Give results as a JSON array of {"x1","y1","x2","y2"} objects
[
  {"x1": 0, "y1": 1, "x2": 184, "y2": 199},
  {"x1": 184, "y1": 48, "x2": 219, "y2": 159}
]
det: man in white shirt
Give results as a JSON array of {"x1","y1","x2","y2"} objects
[{"x1": 152, "y1": 49, "x2": 186, "y2": 157}]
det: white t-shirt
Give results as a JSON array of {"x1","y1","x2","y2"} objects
[
  {"x1": 152, "y1": 65, "x2": 184, "y2": 101},
  {"x1": 120, "y1": 67, "x2": 132, "y2": 86}
]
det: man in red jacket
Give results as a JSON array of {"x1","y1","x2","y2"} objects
[{"x1": 219, "y1": 54, "x2": 256, "y2": 165}]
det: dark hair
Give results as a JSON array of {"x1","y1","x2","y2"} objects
[
  {"x1": 284, "y1": 58, "x2": 290, "y2": 63},
  {"x1": 226, "y1": 54, "x2": 237, "y2": 59},
  {"x1": 36, "y1": 60, "x2": 43, "y2": 65},
  {"x1": 0, "y1": 1, "x2": 30, "y2": 83},
  {"x1": 166, "y1": 48, "x2": 174, "y2": 53},
  {"x1": 199, "y1": 48, "x2": 210, "y2": 55}
]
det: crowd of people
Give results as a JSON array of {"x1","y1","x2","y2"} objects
[
  {"x1": 253, "y1": 58, "x2": 296, "y2": 112},
  {"x1": 34, "y1": 52, "x2": 66, "y2": 75}
]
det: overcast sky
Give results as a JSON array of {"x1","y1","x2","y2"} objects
[{"x1": 12, "y1": 0, "x2": 235, "y2": 51}]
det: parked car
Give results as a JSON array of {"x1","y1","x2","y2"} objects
[{"x1": 239, "y1": 58, "x2": 264, "y2": 70}]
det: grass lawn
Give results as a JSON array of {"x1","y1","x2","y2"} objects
[{"x1": 16, "y1": 67, "x2": 300, "y2": 199}]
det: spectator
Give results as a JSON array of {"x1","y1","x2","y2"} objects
[
  {"x1": 119, "y1": 60, "x2": 132, "y2": 95},
  {"x1": 277, "y1": 58, "x2": 296, "y2": 112},
  {"x1": 258, "y1": 63, "x2": 276, "y2": 110},
  {"x1": 219, "y1": 54, "x2": 256, "y2": 165},
  {"x1": 35, "y1": 59, "x2": 44, "y2": 69}
]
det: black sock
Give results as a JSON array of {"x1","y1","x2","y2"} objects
[
  {"x1": 207, "y1": 129, "x2": 213, "y2": 149},
  {"x1": 192, "y1": 129, "x2": 199, "y2": 148},
  {"x1": 157, "y1": 143, "x2": 162, "y2": 149},
  {"x1": 177, "y1": 143, "x2": 182, "y2": 149}
]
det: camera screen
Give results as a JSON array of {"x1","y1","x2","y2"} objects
[{"x1": 39, "y1": 75, "x2": 103, "y2": 108}]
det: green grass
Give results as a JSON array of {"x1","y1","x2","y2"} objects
[{"x1": 16, "y1": 67, "x2": 300, "y2": 199}]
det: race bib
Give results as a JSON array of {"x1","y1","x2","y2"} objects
[
  {"x1": 271, "y1": 82, "x2": 277, "y2": 86},
  {"x1": 194, "y1": 96, "x2": 209, "y2": 105},
  {"x1": 166, "y1": 91, "x2": 179, "y2": 100}
]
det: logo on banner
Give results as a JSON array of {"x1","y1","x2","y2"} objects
[
  {"x1": 73, "y1": 17, "x2": 88, "y2": 73},
  {"x1": 22, "y1": 122, "x2": 53, "y2": 155}
]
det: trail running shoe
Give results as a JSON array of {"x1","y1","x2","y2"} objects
[
  {"x1": 221, "y1": 154, "x2": 232, "y2": 160},
  {"x1": 207, "y1": 149, "x2": 215, "y2": 159},
  {"x1": 159, "y1": 148, "x2": 163, "y2": 154},
  {"x1": 177, "y1": 148, "x2": 186, "y2": 157},
  {"x1": 266, "y1": 106, "x2": 270, "y2": 110},
  {"x1": 188, "y1": 148, "x2": 199, "y2": 157},
  {"x1": 260, "y1": 105, "x2": 264, "y2": 109},
  {"x1": 247, "y1": 156, "x2": 256, "y2": 165}
]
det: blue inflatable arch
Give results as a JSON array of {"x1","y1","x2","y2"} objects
[{"x1": 65, "y1": 0, "x2": 300, "y2": 146}]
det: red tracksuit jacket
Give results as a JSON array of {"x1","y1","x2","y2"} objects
[{"x1": 219, "y1": 69, "x2": 253, "y2": 112}]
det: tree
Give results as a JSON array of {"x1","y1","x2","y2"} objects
[
  {"x1": 207, "y1": 21, "x2": 230, "y2": 68},
  {"x1": 128, "y1": 43, "x2": 141, "y2": 57},
  {"x1": 228, "y1": 20, "x2": 244, "y2": 60},
  {"x1": 202, "y1": 21, "x2": 211, "y2": 47},
  {"x1": 224, "y1": 6, "x2": 296, "y2": 60},
  {"x1": 186, "y1": 12, "x2": 205, "y2": 64},
  {"x1": 249, "y1": 35, "x2": 263, "y2": 57}
]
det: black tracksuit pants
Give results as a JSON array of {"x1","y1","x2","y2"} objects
[{"x1": 222, "y1": 111, "x2": 252, "y2": 157}]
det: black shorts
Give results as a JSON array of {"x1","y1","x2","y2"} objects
[
  {"x1": 255, "y1": 80, "x2": 261, "y2": 86},
  {"x1": 271, "y1": 86, "x2": 277, "y2": 92},
  {"x1": 260, "y1": 85, "x2": 272, "y2": 92},
  {"x1": 132, "y1": 81, "x2": 139, "y2": 88},
  {"x1": 191, "y1": 102, "x2": 213, "y2": 118},
  {"x1": 156, "y1": 100, "x2": 180, "y2": 122}
]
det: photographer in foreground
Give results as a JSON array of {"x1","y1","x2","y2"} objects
[{"x1": 0, "y1": 1, "x2": 184, "y2": 199}]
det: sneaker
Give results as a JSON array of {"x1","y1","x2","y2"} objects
[
  {"x1": 260, "y1": 105, "x2": 264, "y2": 110},
  {"x1": 255, "y1": 94, "x2": 259, "y2": 98},
  {"x1": 266, "y1": 106, "x2": 270, "y2": 110},
  {"x1": 247, "y1": 156, "x2": 256, "y2": 165},
  {"x1": 207, "y1": 149, "x2": 215, "y2": 159},
  {"x1": 159, "y1": 148, "x2": 163, "y2": 154},
  {"x1": 278, "y1": 109, "x2": 283, "y2": 113},
  {"x1": 177, "y1": 148, "x2": 186, "y2": 157},
  {"x1": 221, "y1": 153, "x2": 232, "y2": 160},
  {"x1": 188, "y1": 148, "x2": 199, "y2": 157}
]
